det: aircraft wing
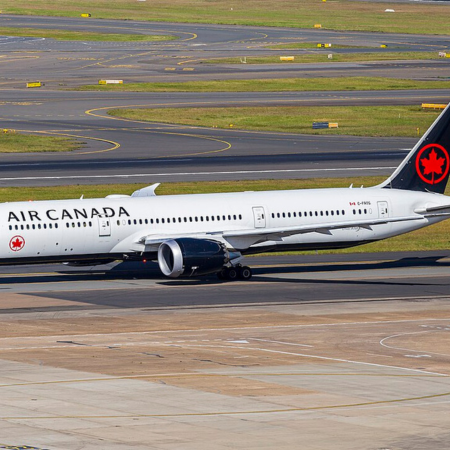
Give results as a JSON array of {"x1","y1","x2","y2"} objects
[
  {"x1": 137, "y1": 214, "x2": 424, "y2": 251},
  {"x1": 220, "y1": 214, "x2": 424, "y2": 248}
]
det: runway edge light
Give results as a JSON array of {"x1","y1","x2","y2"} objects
[{"x1": 81, "y1": 13, "x2": 91, "y2": 18}]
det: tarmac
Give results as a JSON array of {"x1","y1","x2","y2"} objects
[{"x1": 1, "y1": 253, "x2": 450, "y2": 449}]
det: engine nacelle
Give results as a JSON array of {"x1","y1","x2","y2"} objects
[{"x1": 158, "y1": 238, "x2": 229, "y2": 278}]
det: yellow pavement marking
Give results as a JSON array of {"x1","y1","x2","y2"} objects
[
  {"x1": 14, "y1": 129, "x2": 120, "y2": 155},
  {"x1": 1, "y1": 390, "x2": 450, "y2": 420}
]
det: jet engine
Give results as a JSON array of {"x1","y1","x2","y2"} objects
[{"x1": 157, "y1": 238, "x2": 229, "y2": 278}]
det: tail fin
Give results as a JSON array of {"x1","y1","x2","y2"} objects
[{"x1": 380, "y1": 103, "x2": 450, "y2": 194}]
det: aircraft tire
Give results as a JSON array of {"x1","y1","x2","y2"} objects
[
  {"x1": 238, "y1": 266, "x2": 252, "y2": 280},
  {"x1": 227, "y1": 267, "x2": 239, "y2": 281}
]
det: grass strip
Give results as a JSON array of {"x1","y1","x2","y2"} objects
[
  {"x1": 3, "y1": 0, "x2": 450, "y2": 35},
  {"x1": 203, "y1": 52, "x2": 439, "y2": 65},
  {"x1": 3, "y1": 177, "x2": 450, "y2": 253},
  {"x1": 76, "y1": 77, "x2": 450, "y2": 92},
  {"x1": 0, "y1": 133, "x2": 82, "y2": 153},
  {"x1": 108, "y1": 105, "x2": 440, "y2": 137},
  {"x1": 0, "y1": 27, "x2": 176, "y2": 42}
]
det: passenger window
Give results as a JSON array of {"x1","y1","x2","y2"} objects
[{"x1": 239, "y1": 214, "x2": 242, "y2": 220}]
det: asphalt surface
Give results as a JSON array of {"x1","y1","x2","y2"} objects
[
  {"x1": 1, "y1": 251, "x2": 450, "y2": 309},
  {"x1": 1, "y1": 15, "x2": 450, "y2": 185},
  {"x1": 1, "y1": 89, "x2": 426, "y2": 186}
]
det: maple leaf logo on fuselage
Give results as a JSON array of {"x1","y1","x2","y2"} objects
[{"x1": 416, "y1": 144, "x2": 450, "y2": 185}]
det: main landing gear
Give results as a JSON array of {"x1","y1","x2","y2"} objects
[{"x1": 217, "y1": 265, "x2": 252, "y2": 281}]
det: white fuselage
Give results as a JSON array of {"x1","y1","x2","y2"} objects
[{"x1": 0, "y1": 187, "x2": 447, "y2": 265}]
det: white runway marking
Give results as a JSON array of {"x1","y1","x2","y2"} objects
[
  {"x1": 0, "y1": 166, "x2": 397, "y2": 182},
  {"x1": 380, "y1": 330, "x2": 450, "y2": 358}
]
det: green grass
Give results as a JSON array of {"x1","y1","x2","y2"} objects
[
  {"x1": 108, "y1": 105, "x2": 440, "y2": 137},
  {"x1": 3, "y1": 177, "x2": 450, "y2": 253},
  {"x1": 3, "y1": 0, "x2": 450, "y2": 35},
  {"x1": 0, "y1": 27, "x2": 175, "y2": 42},
  {"x1": 0, "y1": 133, "x2": 82, "y2": 153},
  {"x1": 202, "y1": 52, "x2": 439, "y2": 65},
  {"x1": 76, "y1": 77, "x2": 450, "y2": 93}
]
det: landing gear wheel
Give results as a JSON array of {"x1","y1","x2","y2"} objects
[
  {"x1": 238, "y1": 266, "x2": 252, "y2": 280},
  {"x1": 227, "y1": 267, "x2": 239, "y2": 281}
]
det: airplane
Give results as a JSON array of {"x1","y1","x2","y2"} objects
[{"x1": 2, "y1": 103, "x2": 450, "y2": 281}]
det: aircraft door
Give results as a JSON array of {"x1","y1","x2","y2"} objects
[
  {"x1": 98, "y1": 215, "x2": 111, "y2": 237},
  {"x1": 378, "y1": 201, "x2": 389, "y2": 218},
  {"x1": 252, "y1": 206, "x2": 266, "y2": 228}
]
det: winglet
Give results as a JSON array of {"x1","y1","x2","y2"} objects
[{"x1": 131, "y1": 183, "x2": 161, "y2": 198}]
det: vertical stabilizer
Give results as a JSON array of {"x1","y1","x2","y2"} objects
[{"x1": 380, "y1": 103, "x2": 450, "y2": 194}]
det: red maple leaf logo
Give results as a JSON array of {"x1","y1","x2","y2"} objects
[
  {"x1": 12, "y1": 238, "x2": 23, "y2": 249},
  {"x1": 421, "y1": 149, "x2": 445, "y2": 179},
  {"x1": 416, "y1": 144, "x2": 450, "y2": 185},
  {"x1": 9, "y1": 236, "x2": 25, "y2": 252}
]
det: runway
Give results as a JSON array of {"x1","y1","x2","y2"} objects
[
  {"x1": 0, "y1": 15, "x2": 450, "y2": 185},
  {"x1": 1, "y1": 252, "x2": 450, "y2": 450},
  {"x1": 0, "y1": 88, "x2": 441, "y2": 186}
]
